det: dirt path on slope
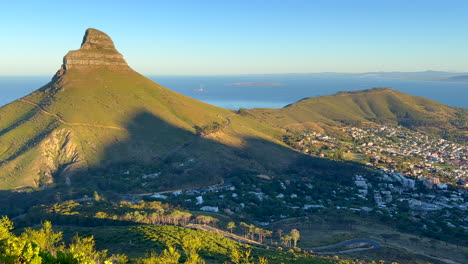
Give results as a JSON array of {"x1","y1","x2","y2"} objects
[
  {"x1": 19, "y1": 99, "x2": 124, "y2": 130},
  {"x1": 218, "y1": 114, "x2": 233, "y2": 132}
]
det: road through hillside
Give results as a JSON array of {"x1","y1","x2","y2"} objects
[{"x1": 304, "y1": 239, "x2": 381, "y2": 255}]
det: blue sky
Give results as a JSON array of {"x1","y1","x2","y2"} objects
[{"x1": 1, "y1": 0, "x2": 467, "y2": 75}]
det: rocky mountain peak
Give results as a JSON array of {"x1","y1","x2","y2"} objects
[
  {"x1": 80, "y1": 28, "x2": 117, "y2": 50},
  {"x1": 57, "y1": 28, "x2": 130, "y2": 73}
]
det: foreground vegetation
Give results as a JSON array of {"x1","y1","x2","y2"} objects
[
  {"x1": 1, "y1": 216, "x2": 381, "y2": 264},
  {"x1": 0, "y1": 215, "x2": 267, "y2": 264},
  {"x1": 0, "y1": 216, "x2": 126, "y2": 263}
]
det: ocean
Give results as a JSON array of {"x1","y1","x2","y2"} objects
[{"x1": 1, "y1": 75, "x2": 467, "y2": 109}]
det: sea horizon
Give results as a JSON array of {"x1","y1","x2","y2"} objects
[{"x1": 1, "y1": 75, "x2": 467, "y2": 109}]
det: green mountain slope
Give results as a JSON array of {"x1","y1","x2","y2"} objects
[
  {"x1": 0, "y1": 29, "x2": 290, "y2": 190},
  {"x1": 248, "y1": 88, "x2": 467, "y2": 141}
]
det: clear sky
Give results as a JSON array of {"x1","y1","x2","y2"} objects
[{"x1": 1, "y1": 0, "x2": 467, "y2": 76}]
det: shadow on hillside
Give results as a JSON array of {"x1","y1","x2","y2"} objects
[
  {"x1": 70, "y1": 110, "x2": 368, "y2": 191},
  {"x1": 1, "y1": 110, "x2": 372, "y2": 221}
]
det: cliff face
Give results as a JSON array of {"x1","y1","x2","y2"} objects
[{"x1": 60, "y1": 28, "x2": 130, "y2": 71}]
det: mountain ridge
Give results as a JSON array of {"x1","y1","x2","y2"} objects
[{"x1": 248, "y1": 87, "x2": 467, "y2": 142}]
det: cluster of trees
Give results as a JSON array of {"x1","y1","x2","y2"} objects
[
  {"x1": 280, "y1": 229, "x2": 301, "y2": 248},
  {"x1": 329, "y1": 148, "x2": 344, "y2": 161},
  {"x1": 46, "y1": 200, "x2": 80, "y2": 215},
  {"x1": 194, "y1": 121, "x2": 226, "y2": 136},
  {"x1": 282, "y1": 130, "x2": 304, "y2": 149},
  {"x1": 118, "y1": 200, "x2": 166, "y2": 210},
  {"x1": 29, "y1": 200, "x2": 222, "y2": 228},
  {"x1": 236, "y1": 108, "x2": 250, "y2": 117},
  {"x1": 239, "y1": 222, "x2": 272, "y2": 243},
  {"x1": 95, "y1": 209, "x2": 222, "y2": 227},
  {"x1": 227, "y1": 222, "x2": 236, "y2": 233},
  {"x1": 194, "y1": 215, "x2": 219, "y2": 226},
  {"x1": 0, "y1": 216, "x2": 127, "y2": 264},
  {"x1": 95, "y1": 209, "x2": 193, "y2": 226}
]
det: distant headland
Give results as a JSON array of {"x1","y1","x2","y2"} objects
[{"x1": 231, "y1": 82, "x2": 283, "y2": 86}]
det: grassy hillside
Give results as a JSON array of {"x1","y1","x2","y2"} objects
[
  {"x1": 247, "y1": 88, "x2": 467, "y2": 142},
  {"x1": 0, "y1": 67, "x2": 295, "y2": 190}
]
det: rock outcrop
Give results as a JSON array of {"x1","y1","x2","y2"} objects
[
  {"x1": 40, "y1": 129, "x2": 81, "y2": 186},
  {"x1": 59, "y1": 28, "x2": 130, "y2": 72}
]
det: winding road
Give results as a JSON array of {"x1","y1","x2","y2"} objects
[{"x1": 304, "y1": 238, "x2": 381, "y2": 255}]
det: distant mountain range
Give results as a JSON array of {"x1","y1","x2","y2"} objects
[
  {"x1": 0, "y1": 29, "x2": 466, "y2": 191},
  {"x1": 353, "y1": 71, "x2": 468, "y2": 82},
  {"x1": 260, "y1": 71, "x2": 468, "y2": 82}
]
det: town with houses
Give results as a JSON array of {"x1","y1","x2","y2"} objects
[
  {"x1": 137, "y1": 125, "x2": 467, "y2": 243},
  {"x1": 145, "y1": 168, "x2": 467, "y2": 220},
  {"x1": 292, "y1": 125, "x2": 467, "y2": 188},
  {"x1": 141, "y1": 164, "x2": 467, "y2": 245}
]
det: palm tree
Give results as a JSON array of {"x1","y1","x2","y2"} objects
[
  {"x1": 290, "y1": 229, "x2": 300, "y2": 248},
  {"x1": 227, "y1": 221, "x2": 236, "y2": 233},
  {"x1": 281, "y1": 235, "x2": 292, "y2": 248}
]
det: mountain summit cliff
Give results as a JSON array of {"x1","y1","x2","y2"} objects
[{"x1": 59, "y1": 28, "x2": 130, "y2": 72}]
